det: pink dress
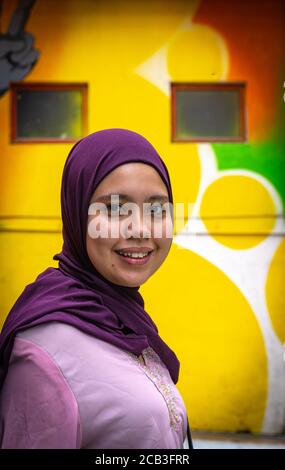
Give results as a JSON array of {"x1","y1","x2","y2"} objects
[{"x1": 0, "y1": 321, "x2": 189, "y2": 449}]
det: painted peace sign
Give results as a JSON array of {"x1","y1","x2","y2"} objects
[{"x1": 0, "y1": 0, "x2": 40, "y2": 97}]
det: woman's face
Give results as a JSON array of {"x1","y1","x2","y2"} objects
[{"x1": 86, "y1": 162, "x2": 173, "y2": 287}]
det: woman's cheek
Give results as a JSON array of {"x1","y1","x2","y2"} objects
[
  {"x1": 152, "y1": 216, "x2": 173, "y2": 239},
  {"x1": 163, "y1": 214, "x2": 174, "y2": 239},
  {"x1": 87, "y1": 215, "x2": 112, "y2": 240},
  {"x1": 87, "y1": 216, "x2": 96, "y2": 240}
]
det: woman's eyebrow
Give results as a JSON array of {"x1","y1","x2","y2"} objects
[{"x1": 94, "y1": 193, "x2": 169, "y2": 202}]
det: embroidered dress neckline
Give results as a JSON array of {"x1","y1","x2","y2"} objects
[{"x1": 125, "y1": 347, "x2": 182, "y2": 432}]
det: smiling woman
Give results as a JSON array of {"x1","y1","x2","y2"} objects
[
  {"x1": 0, "y1": 128, "x2": 193, "y2": 449},
  {"x1": 86, "y1": 162, "x2": 173, "y2": 288}
]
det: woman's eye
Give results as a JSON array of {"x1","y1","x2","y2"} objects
[
  {"x1": 105, "y1": 203, "x2": 166, "y2": 217},
  {"x1": 147, "y1": 204, "x2": 164, "y2": 216}
]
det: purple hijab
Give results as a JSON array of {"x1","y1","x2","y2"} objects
[{"x1": 0, "y1": 128, "x2": 180, "y2": 388}]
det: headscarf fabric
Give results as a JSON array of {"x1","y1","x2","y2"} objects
[{"x1": 0, "y1": 128, "x2": 180, "y2": 388}]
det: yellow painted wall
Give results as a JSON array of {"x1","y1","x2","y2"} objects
[{"x1": 1, "y1": 0, "x2": 284, "y2": 434}]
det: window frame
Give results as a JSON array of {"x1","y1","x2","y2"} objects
[
  {"x1": 171, "y1": 82, "x2": 247, "y2": 143},
  {"x1": 10, "y1": 82, "x2": 88, "y2": 144}
]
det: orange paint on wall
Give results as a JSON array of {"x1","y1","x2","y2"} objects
[{"x1": 194, "y1": 0, "x2": 285, "y2": 141}]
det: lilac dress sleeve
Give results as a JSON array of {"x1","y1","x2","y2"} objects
[{"x1": 0, "y1": 337, "x2": 81, "y2": 449}]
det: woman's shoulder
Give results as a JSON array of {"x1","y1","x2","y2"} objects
[
  {"x1": 12, "y1": 322, "x2": 84, "y2": 378},
  {"x1": 15, "y1": 321, "x2": 126, "y2": 365},
  {"x1": 16, "y1": 321, "x2": 80, "y2": 342}
]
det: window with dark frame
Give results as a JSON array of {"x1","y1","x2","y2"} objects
[
  {"x1": 171, "y1": 82, "x2": 247, "y2": 143},
  {"x1": 10, "y1": 82, "x2": 88, "y2": 143}
]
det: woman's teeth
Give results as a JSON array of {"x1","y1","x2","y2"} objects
[{"x1": 117, "y1": 252, "x2": 150, "y2": 259}]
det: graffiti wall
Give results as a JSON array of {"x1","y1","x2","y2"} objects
[{"x1": 0, "y1": 0, "x2": 284, "y2": 434}]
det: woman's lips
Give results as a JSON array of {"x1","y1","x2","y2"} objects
[{"x1": 115, "y1": 251, "x2": 153, "y2": 265}]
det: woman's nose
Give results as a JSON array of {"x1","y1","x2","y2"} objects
[{"x1": 123, "y1": 206, "x2": 151, "y2": 239}]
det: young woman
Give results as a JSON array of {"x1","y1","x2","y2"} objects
[{"x1": 0, "y1": 128, "x2": 193, "y2": 449}]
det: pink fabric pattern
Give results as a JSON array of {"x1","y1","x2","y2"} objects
[{"x1": 126, "y1": 347, "x2": 183, "y2": 432}]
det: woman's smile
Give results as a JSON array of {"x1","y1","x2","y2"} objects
[{"x1": 114, "y1": 247, "x2": 154, "y2": 265}]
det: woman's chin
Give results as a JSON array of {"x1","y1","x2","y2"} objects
[{"x1": 113, "y1": 272, "x2": 149, "y2": 288}]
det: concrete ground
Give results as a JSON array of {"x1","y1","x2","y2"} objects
[{"x1": 191, "y1": 430, "x2": 285, "y2": 449}]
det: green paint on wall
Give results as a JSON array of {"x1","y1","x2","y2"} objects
[{"x1": 213, "y1": 139, "x2": 285, "y2": 212}]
